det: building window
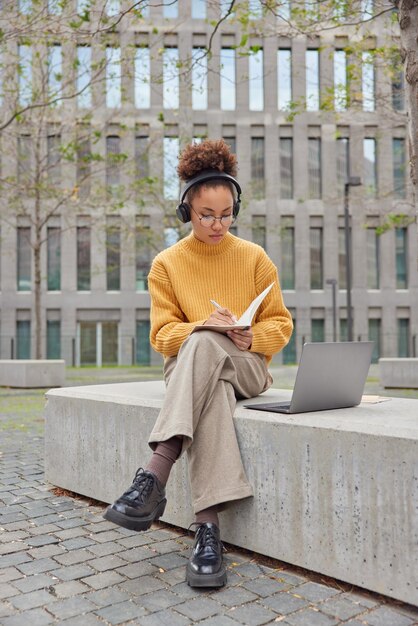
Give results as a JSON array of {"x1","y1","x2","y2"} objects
[
  {"x1": 17, "y1": 227, "x2": 31, "y2": 291},
  {"x1": 395, "y1": 227, "x2": 408, "y2": 288},
  {"x1": 18, "y1": 135, "x2": 33, "y2": 185},
  {"x1": 311, "y1": 318, "x2": 325, "y2": 342},
  {"x1": 77, "y1": 46, "x2": 92, "y2": 108},
  {"x1": 397, "y1": 318, "x2": 410, "y2": 357},
  {"x1": 393, "y1": 138, "x2": 406, "y2": 199},
  {"x1": 278, "y1": 0, "x2": 290, "y2": 18},
  {"x1": 47, "y1": 320, "x2": 61, "y2": 359},
  {"x1": 192, "y1": 48, "x2": 208, "y2": 110},
  {"x1": 164, "y1": 225, "x2": 180, "y2": 247},
  {"x1": 223, "y1": 135, "x2": 236, "y2": 154},
  {"x1": 77, "y1": 226, "x2": 91, "y2": 290},
  {"x1": 163, "y1": 0, "x2": 178, "y2": 17},
  {"x1": 249, "y1": 48, "x2": 264, "y2": 111},
  {"x1": 48, "y1": 44, "x2": 62, "y2": 104},
  {"x1": 250, "y1": 137, "x2": 265, "y2": 198},
  {"x1": 102, "y1": 322, "x2": 119, "y2": 365},
  {"x1": 361, "y1": 0, "x2": 373, "y2": 17},
  {"x1": 282, "y1": 315, "x2": 296, "y2": 363},
  {"x1": 310, "y1": 227, "x2": 323, "y2": 289},
  {"x1": 106, "y1": 47, "x2": 121, "y2": 108},
  {"x1": 368, "y1": 318, "x2": 381, "y2": 363},
  {"x1": 308, "y1": 138, "x2": 321, "y2": 199},
  {"x1": 135, "y1": 136, "x2": 149, "y2": 180},
  {"x1": 134, "y1": 46, "x2": 150, "y2": 109},
  {"x1": 340, "y1": 318, "x2": 348, "y2": 342},
  {"x1": 338, "y1": 227, "x2": 347, "y2": 289},
  {"x1": 18, "y1": 44, "x2": 32, "y2": 106},
  {"x1": 106, "y1": 0, "x2": 119, "y2": 15},
  {"x1": 364, "y1": 137, "x2": 377, "y2": 198},
  {"x1": 47, "y1": 227, "x2": 61, "y2": 291},
  {"x1": 163, "y1": 47, "x2": 179, "y2": 109},
  {"x1": 392, "y1": 54, "x2": 405, "y2": 111},
  {"x1": 366, "y1": 227, "x2": 379, "y2": 289},
  {"x1": 47, "y1": 134, "x2": 61, "y2": 185},
  {"x1": 336, "y1": 137, "x2": 349, "y2": 197},
  {"x1": 280, "y1": 137, "x2": 293, "y2": 199},
  {"x1": 136, "y1": 217, "x2": 151, "y2": 291},
  {"x1": 136, "y1": 320, "x2": 151, "y2": 365},
  {"x1": 163, "y1": 137, "x2": 179, "y2": 200},
  {"x1": 16, "y1": 321, "x2": 31, "y2": 359},
  {"x1": 106, "y1": 220, "x2": 121, "y2": 291},
  {"x1": 306, "y1": 49, "x2": 319, "y2": 111},
  {"x1": 362, "y1": 51, "x2": 375, "y2": 112},
  {"x1": 76, "y1": 138, "x2": 91, "y2": 198},
  {"x1": 281, "y1": 226, "x2": 295, "y2": 290},
  {"x1": 278, "y1": 49, "x2": 292, "y2": 110},
  {"x1": 106, "y1": 135, "x2": 121, "y2": 189},
  {"x1": 334, "y1": 49, "x2": 347, "y2": 111},
  {"x1": 192, "y1": 0, "x2": 206, "y2": 18},
  {"x1": 19, "y1": 0, "x2": 31, "y2": 13},
  {"x1": 251, "y1": 216, "x2": 266, "y2": 249},
  {"x1": 220, "y1": 48, "x2": 236, "y2": 110}
]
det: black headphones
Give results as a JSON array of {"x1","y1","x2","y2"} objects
[{"x1": 176, "y1": 170, "x2": 242, "y2": 224}]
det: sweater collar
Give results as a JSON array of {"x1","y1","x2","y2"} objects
[{"x1": 182, "y1": 231, "x2": 237, "y2": 256}]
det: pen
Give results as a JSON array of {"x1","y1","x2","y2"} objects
[{"x1": 210, "y1": 300, "x2": 238, "y2": 323}]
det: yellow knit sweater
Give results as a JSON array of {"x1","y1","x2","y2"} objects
[{"x1": 148, "y1": 232, "x2": 293, "y2": 363}]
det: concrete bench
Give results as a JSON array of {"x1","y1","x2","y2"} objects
[
  {"x1": 44, "y1": 381, "x2": 418, "y2": 605},
  {"x1": 379, "y1": 358, "x2": 418, "y2": 389},
  {"x1": 0, "y1": 359, "x2": 65, "y2": 388}
]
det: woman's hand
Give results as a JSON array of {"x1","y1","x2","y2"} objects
[
  {"x1": 204, "y1": 307, "x2": 237, "y2": 327},
  {"x1": 226, "y1": 327, "x2": 253, "y2": 351}
]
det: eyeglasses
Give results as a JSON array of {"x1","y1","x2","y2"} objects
[{"x1": 192, "y1": 206, "x2": 236, "y2": 228}]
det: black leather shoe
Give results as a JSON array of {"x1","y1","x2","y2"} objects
[
  {"x1": 103, "y1": 468, "x2": 166, "y2": 532},
  {"x1": 186, "y1": 523, "x2": 227, "y2": 587}
]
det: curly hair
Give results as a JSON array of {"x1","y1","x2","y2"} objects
[{"x1": 177, "y1": 139, "x2": 238, "y2": 182}]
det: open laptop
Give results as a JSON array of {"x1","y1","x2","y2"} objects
[{"x1": 244, "y1": 341, "x2": 374, "y2": 414}]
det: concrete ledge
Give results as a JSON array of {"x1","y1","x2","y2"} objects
[
  {"x1": 44, "y1": 381, "x2": 418, "y2": 605},
  {"x1": 0, "y1": 360, "x2": 65, "y2": 388},
  {"x1": 379, "y1": 358, "x2": 418, "y2": 389}
]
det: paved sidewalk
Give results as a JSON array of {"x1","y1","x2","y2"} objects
[{"x1": 1, "y1": 380, "x2": 417, "y2": 625}]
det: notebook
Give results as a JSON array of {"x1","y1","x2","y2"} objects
[{"x1": 244, "y1": 341, "x2": 374, "y2": 414}]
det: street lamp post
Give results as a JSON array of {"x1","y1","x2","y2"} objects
[
  {"x1": 344, "y1": 176, "x2": 361, "y2": 342},
  {"x1": 326, "y1": 278, "x2": 337, "y2": 342}
]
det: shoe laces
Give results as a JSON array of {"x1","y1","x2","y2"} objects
[
  {"x1": 122, "y1": 468, "x2": 155, "y2": 504},
  {"x1": 188, "y1": 522, "x2": 226, "y2": 553}
]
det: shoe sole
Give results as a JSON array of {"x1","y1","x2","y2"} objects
[
  {"x1": 103, "y1": 498, "x2": 167, "y2": 532},
  {"x1": 186, "y1": 563, "x2": 227, "y2": 588}
]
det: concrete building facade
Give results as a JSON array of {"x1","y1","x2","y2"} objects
[{"x1": 0, "y1": 1, "x2": 416, "y2": 366}]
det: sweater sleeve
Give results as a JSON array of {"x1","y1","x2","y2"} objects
[
  {"x1": 148, "y1": 258, "x2": 206, "y2": 357},
  {"x1": 249, "y1": 252, "x2": 293, "y2": 358}
]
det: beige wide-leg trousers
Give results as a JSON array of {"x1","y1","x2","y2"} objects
[{"x1": 148, "y1": 330, "x2": 273, "y2": 513}]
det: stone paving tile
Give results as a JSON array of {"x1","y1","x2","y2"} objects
[
  {"x1": 226, "y1": 601, "x2": 279, "y2": 625},
  {"x1": 140, "y1": 588, "x2": 186, "y2": 612},
  {"x1": 46, "y1": 595, "x2": 97, "y2": 619},
  {"x1": 148, "y1": 551, "x2": 190, "y2": 571},
  {"x1": 118, "y1": 574, "x2": 167, "y2": 596},
  {"x1": 211, "y1": 585, "x2": 259, "y2": 607},
  {"x1": 285, "y1": 607, "x2": 340, "y2": 626},
  {"x1": 86, "y1": 541, "x2": 123, "y2": 557},
  {"x1": 116, "y1": 560, "x2": 160, "y2": 580},
  {"x1": 94, "y1": 599, "x2": 148, "y2": 624},
  {"x1": 11, "y1": 573, "x2": 57, "y2": 593},
  {"x1": 198, "y1": 616, "x2": 240, "y2": 626},
  {"x1": 260, "y1": 591, "x2": 310, "y2": 614},
  {"x1": 85, "y1": 587, "x2": 132, "y2": 607},
  {"x1": 176, "y1": 597, "x2": 223, "y2": 621},
  {"x1": 242, "y1": 575, "x2": 294, "y2": 598},
  {"x1": 58, "y1": 612, "x2": 103, "y2": 625},
  {"x1": 80, "y1": 569, "x2": 126, "y2": 590},
  {"x1": 16, "y1": 557, "x2": 57, "y2": 576},
  {"x1": 52, "y1": 548, "x2": 95, "y2": 566},
  {"x1": 292, "y1": 581, "x2": 341, "y2": 602},
  {"x1": 88, "y1": 554, "x2": 128, "y2": 572},
  {"x1": 362, "y1": 605, "x2": 416, "y2": 626},
  {"x1": 138, "y1": 608, "x2": 192, "y2": 625},
  {"x1": 116, "y1": 533, "x2": 153, "y2": 549},
  {"x1": 50, "y1": 563, "x2": 96, "y2": 581},
  {"x1": 0, "y1": 582, "x2": 21, "y2": 599},
  {"x1": 319, "y1": 595, "x2": 370, "y2": 620},
  {"x1": 51, "y1": 580, "x2": 90, "y2": 598},
  {"x1": 0, "y1": 567, "x2": 24, "y2": 584},
  {"x1": 9, "y1": 588, "x2": 57, "y2": 611},
  {"x1": 1, "y1": 607, "x2": 56, "y2": 626}
]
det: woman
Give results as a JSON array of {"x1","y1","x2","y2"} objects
[{"x1": 104, "y1": 139, "x2": 293, "y2": 588}]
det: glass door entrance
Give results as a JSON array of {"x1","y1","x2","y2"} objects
[{"x1": 77, "y1": 321, "x2": 119, "y2": 366}]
